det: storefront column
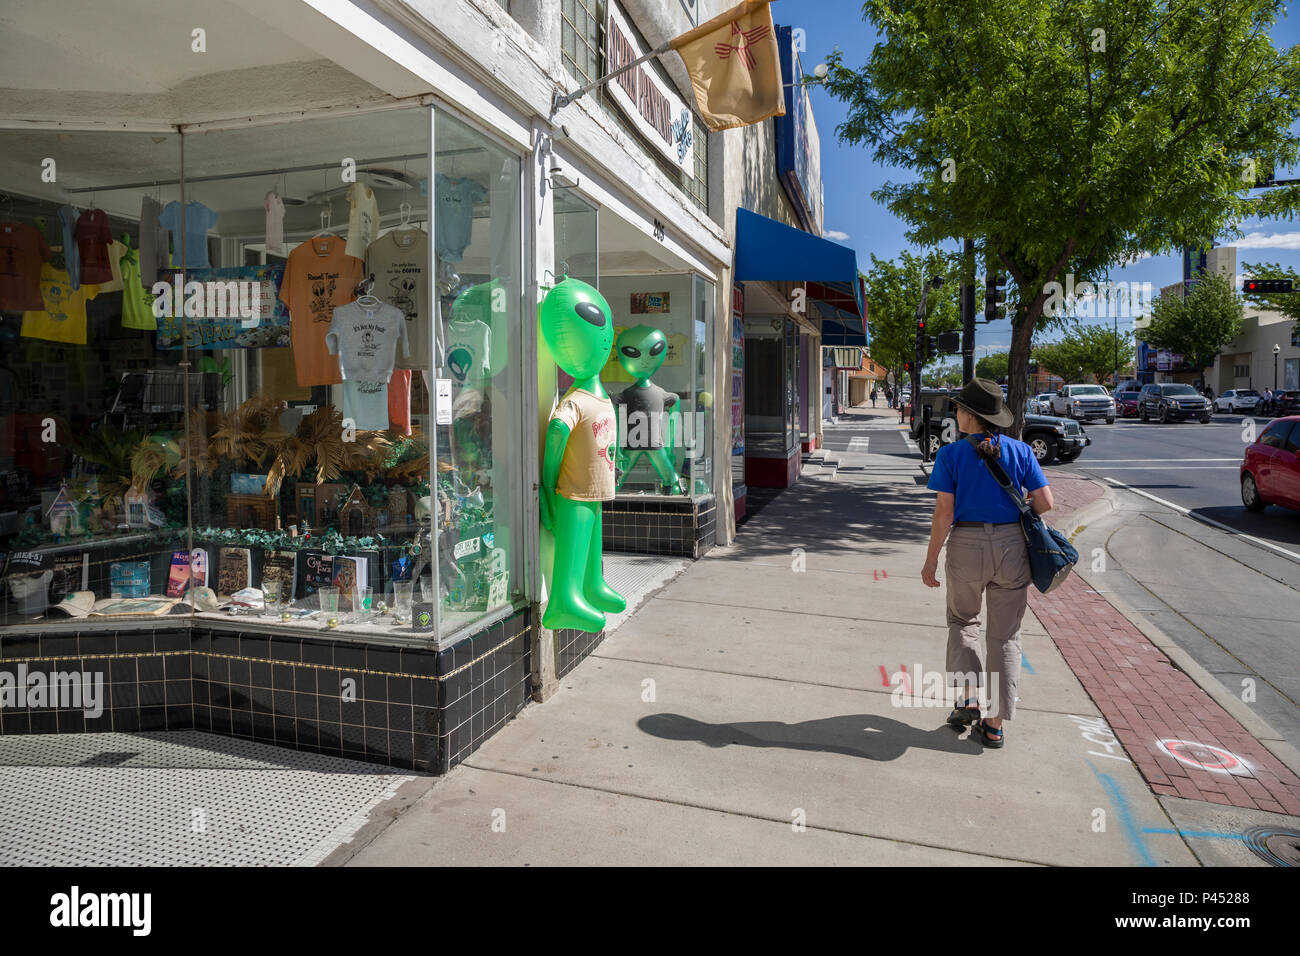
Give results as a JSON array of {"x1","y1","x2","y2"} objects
[{"x1": 529, "y1": 120, "x2": 560, "y2": 703}]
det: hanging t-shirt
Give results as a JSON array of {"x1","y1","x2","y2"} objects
[
  {"x1": 278, "y1": 235, "x2": 364, "y2": 386},
  {"x1": 58, "y1": 206, "x2": 81, "y2": 291},
  {"x1": 325, "y1": 300, "x2": 409, "y2": 383},
  {"x1": 20, "y1": 264, "x2": 100, "y2": 344},
  {"x1": 345, "y1": 183, "x2": 380, "y2": 259},
  {"x1": 95, "y1": 239, "x2": 127, "y2": 294},
  {"x1": 138, "y1": 196, "x2": 169, "y2": 286},
  {"x1": 434, "y1": 173, "x2": 487, "y2": 262},
  {"x1": 117, "y1": 245, "x2": 157, "y2": 331},
  {"x1": 444, "y1": 318, "x2": 490, "y2": 386},
  {"x1": 264, "y1": 191, "x2": 286, "y2": 255},
  {"x1": 367, "y1": 229, "x2": 429, "y2": 370},
  {"x1": 0, "y1": 222, "x2": 53, "y2": 311},
  {"x1": 75, "y1": 208, "x2": 114, "y2": 284},
  {"x1": 159, "y1": 200, "x2": 218, "y2": 269},
  {"x1": 340, "y1": 379, "x2": 390, "y2": 431},
  {"x1": 388, "y1": 368, "x2": 412, "y2": 435},
  {"x1": 551, "y1": 388, "x2": 617, "y2": 502}
]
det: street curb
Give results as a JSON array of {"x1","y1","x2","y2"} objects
[{"x1": 1061, "y1": 481, "x2": 1300, "y2": 781}]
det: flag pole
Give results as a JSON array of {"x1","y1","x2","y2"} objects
[{"x1": 550, "y1": 41, "x2": 673, "y2": 115}]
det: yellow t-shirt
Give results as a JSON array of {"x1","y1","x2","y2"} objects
[
  {"x1": 552, "y1": 387, "x2": 617, "y2": 502},
  {"x1": 21, "y1": 264, "x2": 100, "y2": 344}
]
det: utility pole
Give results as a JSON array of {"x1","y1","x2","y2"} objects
[{"x1": 960, "y1": 238, "x2": 976, "y2": 382}]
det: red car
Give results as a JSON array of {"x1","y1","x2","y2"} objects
[
  {"x1": 1241, "y1": 416, "x2": 1300, "y2": 513},
  {"x1": 1114, "y1": 389, "x2": 1142, "y2": 417}
]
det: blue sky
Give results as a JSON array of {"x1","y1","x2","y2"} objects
[{"x1": 791, "y1": 0, "x2": 1300, "y2": 351}]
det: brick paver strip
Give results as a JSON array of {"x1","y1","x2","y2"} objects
[{"x1": 1030, "y1": 571, "x2": 1300, "y2": 814}]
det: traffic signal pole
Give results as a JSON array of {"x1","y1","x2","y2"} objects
[{"x1": 960, "y1": 238, "x2": 975, "y2": 382}]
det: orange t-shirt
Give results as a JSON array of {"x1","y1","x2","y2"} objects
[{"x1": 279, "y1": 235, "x2": 364, "y2": 386}]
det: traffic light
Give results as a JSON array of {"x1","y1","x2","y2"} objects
[
  {"x1": 1243, "y1": 278, "x2": 1294, "y2": 294},
  {"x1": 984, "y1": 273, "x2": 1007, "y2": 323},
  {"x1": 936, "y1": 330, "x2": 961, "y2": 353},
  {"x1": 925, "y1": 335, "x2": 938, "y2": 361},
  {"x1": 903, "y1": 362, "x2": 912, "y2": 372}
]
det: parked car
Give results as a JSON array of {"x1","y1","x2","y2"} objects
[
  {"x1": 1050, "y1": 384, "x2": 1115, "y2": 423},
  {"x1": 1030, "y1": 393, "x2": 1056, "y2": 414},
  {"x1": 1240, "y1": 416, "x2": 1300, "y2": 512},
  {"x1": 1114, "y1": 388, "x2": 1142, "y2": 417},
  {"x1": 1138, "y1": 383, "x2": 1212, "y2": 423},
  {"x1": 1274, "y1": 390, "x2": 1300, "y2": 415},
  {"x1": 909, "y1": 390, "x2": 1090, "y2": 464},
  {"x1": 1214, "y1": 388, "x2": 1261, "y2": 413}
]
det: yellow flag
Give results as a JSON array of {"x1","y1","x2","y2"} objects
[{"x1": 669, "y1": 0, "x2": 785, "y2": 132}]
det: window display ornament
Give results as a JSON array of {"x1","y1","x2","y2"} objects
[
  {"x1": 613, "y1": 325, "x2": 686, "y2": 495},
  {"x1": 538, "y1": 278, "x2": 626, "y2": 633}
]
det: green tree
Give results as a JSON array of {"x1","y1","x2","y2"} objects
[
  {"x1": 1033, "y1": 323, "x2": 1135, "y2": 384},
  {"x1": 861, "y1": 249, "x2": 962, "y2": 397},
  {"x1": 975, "y1": 351, "x2": 1009, "y2": 381},
  {"x1": 824, "y1": 0, "x2": 1300, "y2": 437},
  {"x1": 1142, "y1": 273, "x2": 1245, "y2": 384}
]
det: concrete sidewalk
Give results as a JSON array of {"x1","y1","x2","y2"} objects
[{"x1": 332, "y1": 413, "x2": 1213, "y2": 866}]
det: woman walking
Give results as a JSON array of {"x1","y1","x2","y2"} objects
[{"x1": 920, "y1": 379, "x2": 1054, "y2": 747}]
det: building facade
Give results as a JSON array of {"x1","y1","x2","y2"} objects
[{"x1": 0, "y1": 0, "x2": 861, "y2": 771}]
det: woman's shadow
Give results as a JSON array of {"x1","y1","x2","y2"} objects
[{"x1": 637, "y1": 712, "x2": 984, "y2": 762}]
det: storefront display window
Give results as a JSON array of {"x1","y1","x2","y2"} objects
[{"x1": 0, "y1": 107, "x2": 525, "y2": 642}]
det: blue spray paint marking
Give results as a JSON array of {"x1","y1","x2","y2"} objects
[
  {"x1": 1089, "y1": 760, "x2": 1157, "y2": 866},
  {"x1": 1021, "y1": 654, "x2": 1036, "y2": 675},
  {"x1": 1141, "y1": 828, "x2": 1247, "y2": 841}
]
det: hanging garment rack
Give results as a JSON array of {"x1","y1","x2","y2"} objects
[{"x1": 62, "y1": 146, "x2": 486, "y2": 194}]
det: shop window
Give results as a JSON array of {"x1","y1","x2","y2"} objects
[
  {"x1": 561, "y1": 0, "x2": 604, "y2": 86},
  {"x1": 0, "y1": 108, "x2": 525, "y2": 642}
]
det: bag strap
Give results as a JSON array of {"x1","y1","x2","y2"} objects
[{"x1": 964, "y1": 434, "x2": 1033, "y2": 518}]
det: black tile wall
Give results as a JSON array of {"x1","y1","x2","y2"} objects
[
  {"x1": 0, "y1": 612, "x2": 537, "y2": 775},
  {"x1": 604, "y1": 495, "x2": 716, "y2": 558}
]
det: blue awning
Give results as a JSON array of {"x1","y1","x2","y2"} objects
[{"x1": 734, "y1": 207, "x2": 867, "y2": 346}]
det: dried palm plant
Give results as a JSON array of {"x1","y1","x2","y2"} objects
[
  {"x1": 172, "y1": 404, "x2": 217, "y2": 478},
  {"x1": 264, "y1": 406, "x2": 396, "y2": 497},
  {"x1": 207, "y1": 394, "x2": 289, "y2": 471},
  {"x1": 129, "y1": 435, "x2": 182, "y2": 492},
  {"x1": 384, "y1": 427, "x2": 430, "y2": 483}
]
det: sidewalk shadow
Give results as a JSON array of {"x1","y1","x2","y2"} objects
[{"x1": 638, "y1": 712, "x2": 981, "y2": 762}]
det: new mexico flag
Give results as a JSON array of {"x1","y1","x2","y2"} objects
[{"x1": 670, "y1": 0, "x2": 785, "y2": 131}]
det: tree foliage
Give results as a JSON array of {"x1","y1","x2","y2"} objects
[
  {"x1": 862, "y1": 249, "x2": 962, "y2": 391},
  {"x1": 1033, "y1": 323, "x2": 1136, "y2": 384},
  {"x1": 975, "y1": 351, "x2": 1010, "y2": 381},
  {"x1": 824, "y1": 0, "x2": 1300, "y2": 436},
  {"x1": 1142, "y1": 273, "x2": 1245, "y2": 380}
]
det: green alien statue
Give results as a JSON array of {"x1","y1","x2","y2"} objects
[
  {"x1": 612, "y1": 325, "x2": 685, "y2": 495},
  {"x1": 539, "y1": 279, "x2": 627, "y2": 633}
]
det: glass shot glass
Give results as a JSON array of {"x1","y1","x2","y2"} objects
[
  {"x1": 393, "y1": 581, "x2": 414, "y2": 620},
  {"x1": 318, "y1": 587, "x2": 339, "y2": 618}
]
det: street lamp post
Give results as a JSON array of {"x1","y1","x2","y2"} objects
[{"x1": 1273, "y1": 344, "x2": 1281, "y2": 391}]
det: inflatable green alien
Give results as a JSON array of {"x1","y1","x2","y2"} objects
[
  {"x1": 539, "y1": 279, "x2": 627, "y2": 632},
  {"x1": 613, "y1": 325, "x2": 684, "y2": 494}
]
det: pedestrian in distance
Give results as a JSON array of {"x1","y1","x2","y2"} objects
[
  {"x1": 870, "y1": 387, "x2": 878, "y2": 408},
  {"x1": 920, "y1": 378, "x2": 1055, "y2": 748}
]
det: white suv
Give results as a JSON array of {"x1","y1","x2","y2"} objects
[
  {"x1": 1214, "y1": 389, "x2": 1260, "y2": 413},
  {"x1": 1049, "y1": 385, "x2": 1116, "y2": 423}
]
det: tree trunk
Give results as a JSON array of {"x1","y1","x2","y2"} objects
[{"x1": 1006, "y1": 314, "x2": 1035, "y2": 440}]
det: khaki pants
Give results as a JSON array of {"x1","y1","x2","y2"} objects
[{"x1": 944, "y1": 523, "x2": 1031, "y2": 720}]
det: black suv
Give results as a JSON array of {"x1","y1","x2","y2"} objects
[
  {"x1": 909, "y1": 390, "x2": 1091, "y2": 465},
  {"x1": 1274, "y1": 389, "x2": 1300, "y2": 415},
  {"x1": 1138, "y1": 383, "x2": 1212, "y2": 423}
]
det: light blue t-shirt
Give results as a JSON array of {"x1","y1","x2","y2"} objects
[
  {"x1": 927, "y1": 434, "x2": 1048, "y2": 524},
  {"x1": 158, "y1": 200, "x2": 218, "y2": 269},
  {"x1": 58, "y1": 205, "x2": 80, "y2": 290}
]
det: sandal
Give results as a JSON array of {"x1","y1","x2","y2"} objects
[
  {"x1": 947, "y1": 698, "x2": 980, "y2": 728},
  {"x1": 975, "y1": 719, "x2": 1005, "y2": 748}
]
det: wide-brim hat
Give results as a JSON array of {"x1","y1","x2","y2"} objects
[{"x1": 951, "y1": 377, "x2": 1015, "y2": 428}]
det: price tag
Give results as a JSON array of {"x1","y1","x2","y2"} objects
[
  {"x1": 435, "y1": 378, "x2": 453, "y2": 425},
  {"x1": 453, "y1": 535, "x2": 481, "y2": 559}
]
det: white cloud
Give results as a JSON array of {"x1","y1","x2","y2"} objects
[
  {"x1": 1229, "y1": 231, "x2": 1300, "y2": 251},
  {"x1": 823, "y1": 229, "x2": 850, "y2": 241}
]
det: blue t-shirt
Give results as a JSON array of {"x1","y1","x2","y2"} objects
[
  {"x1": 158, "y1": 201, "x2": 218, "y2": 269},
  {"x1": 927, "y1": 434, "x2": 1048, "y2": 523}
]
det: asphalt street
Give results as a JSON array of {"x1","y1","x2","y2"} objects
[{"x1": 1051, "y1": 412, "x2": 1299, "y2": 750}]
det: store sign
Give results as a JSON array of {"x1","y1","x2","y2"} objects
[
  {"x1": 827, "y1": 347, "x2": 863, "y2": 370},
  {"x1": 606, "y1": 2, "x2": 695, "y2": 169},
  {"x1": 155, "y1": 264, "x2": 289, "y2": 350},
  {"x1": 731, "y1": 284, "x2": 745, "y2": 458},
  {"x1": 774, "y1": 26, "x2": 824, "y2": 236}
]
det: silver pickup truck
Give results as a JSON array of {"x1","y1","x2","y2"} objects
[{"x1": 1049, "y1": 384, "x2": 1115, "y2": 423}]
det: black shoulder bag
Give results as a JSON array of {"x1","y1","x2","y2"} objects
[{"x1": 964, "y1": 435, "x2": 1078, "y2": 593}]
